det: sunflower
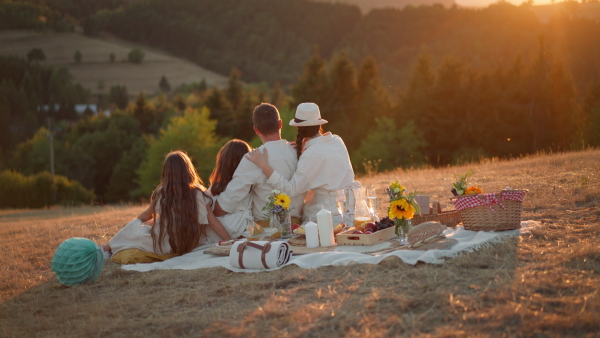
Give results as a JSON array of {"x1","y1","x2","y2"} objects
[
  {"x1": 465, "y1": 186, "x2": 482, "y2": 195},
  {"x1": 388, "y1": 198, "x2": 415, "y2": 220},
  {"x1": 273, "y1": 193, "x2": 291, "y2": 210}
]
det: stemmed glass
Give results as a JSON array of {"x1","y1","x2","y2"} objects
[
  {"x1": 366, "y1": 188, "x2": 379, "y2": 222},
  {"x1": 335, "y1": 190, "x2": 346, "y2": 226}
]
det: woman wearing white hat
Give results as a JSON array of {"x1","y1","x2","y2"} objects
[{"x1": 247, "y1": 102, "x2": 355, "y2": 225}]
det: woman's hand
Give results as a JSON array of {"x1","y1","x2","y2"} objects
[
  {"x1": 246, "y1": 147, "x2": 269, "y2": 165},
  {"x1": 246, "y1": 148, "x2": 274, "y2": 178}
]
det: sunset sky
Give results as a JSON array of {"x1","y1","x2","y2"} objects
[{"x1": 455, "y1": 0, "x2": 554, "y2": 7}]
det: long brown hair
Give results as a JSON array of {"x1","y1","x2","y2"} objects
[
  {"x1": 150, "y1": 150, "x2": 206, "y2": 255},
  {"x1": 209, "y1": 139, "x2": 252, "y2": 196},
  {"x1": 295, "y1": 125, "x2": 323, "y2": 159}
]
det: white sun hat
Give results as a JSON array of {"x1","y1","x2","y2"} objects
[{"x1": 289, "y1": 102, "x2": 328, "y2": 127}]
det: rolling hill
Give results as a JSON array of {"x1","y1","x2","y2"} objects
[{"x1": 0, "y1": 30, "x2": 228, "y2": 97}]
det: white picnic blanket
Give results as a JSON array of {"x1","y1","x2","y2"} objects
[{"x1": 121, "y1": 220, "x2": 541, "y2": 273}]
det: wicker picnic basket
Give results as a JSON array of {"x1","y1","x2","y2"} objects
[
  {"x1": 411, "y1": 201, "x2": 462, "y2": 228},
  {"x1": 451, "y1": 190, "x2": 528, "y2": 231}
]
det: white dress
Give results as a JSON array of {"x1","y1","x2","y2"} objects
[
  {"x1": 204, "y1": 188, "x2": 252, "y2": 242},
  {"x1": 109, "y1": 190, "x2": 215, "y2": 255},
  {"x1": 266, "y1": 132, "x2": 355, "y2": 224}
]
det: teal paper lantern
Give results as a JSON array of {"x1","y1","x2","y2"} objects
[{"x1": 52, "y1": 237, "x2": 104, "y2": 286}]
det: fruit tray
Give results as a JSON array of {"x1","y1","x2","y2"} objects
[{"x1": 336, "y1": 226, "x2": 396, "y2": 246}]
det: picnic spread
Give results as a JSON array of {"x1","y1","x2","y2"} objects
[
  {"x1": 121, "y1": 220, "x2": 541, "y2": 273},
  {"x1": 120, "y1": 172, "x2": 534, "y2": 273},
  {"x1": 52, "y1": 169, "x2": 537, "y2": 284}
]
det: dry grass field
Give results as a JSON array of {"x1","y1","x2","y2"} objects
[
  {"x1": 0, "y1": 30, "x2": 228, "y2": 98},
  {"x1": 0, "y1": 149, "x2": 598, "y2": 337}
]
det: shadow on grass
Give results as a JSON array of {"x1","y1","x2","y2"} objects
[{"x1": 2, "y1": 224, "x2": 598, "y2": 337}]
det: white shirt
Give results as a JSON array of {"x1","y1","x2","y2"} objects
[
  {"x1": 267, "y1": 132, "x2": 355, "y2": 224},
  {"x1": 217, "y1": 139, "x2": 305, "y2": 221}
]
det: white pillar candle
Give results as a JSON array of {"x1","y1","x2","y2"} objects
[
  {"x1": 316, "y1": 208, "x2": 336, "y2": 247},
  {"x1": 304, "y1": 221, "x2": 320, "y2": 248}
]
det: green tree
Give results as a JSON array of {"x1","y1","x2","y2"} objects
[
  {"x1": 428, "y1": 56, "x2": 465, "y2": 165},
  {"x1": 525, "y1": 36, "x2": 578, "y2": 151},
  {"x1": 109, "y1": 52, "x2": 116, "y2": 63},
  {"x1": 0, "y1": 170, "x2": 94, "y2": 208},
  {"x1": 582, "y1": 80, "x2": 600, "y2": 147},
  {"x1": 398, "y1": 53, "x2": 435, "y2": 128},
  {"x1": 292, "y1": 49, "x2": 328, "y2": 107},
  {"x1": 74, "y1": 50, "x2": 82, "y2": 64},
  {"x1": 137, "y1": 107, "x2": 223, "y2": 196},
  {"x1": 7, "y1": 127, "x2": 96, "y2": 188},
  {"x1": 352, "y1": 118, "x2": 426, "y2": 173},
  {"x1": 130, "y1": 92, "x2": 157, "y2": 134},
  {"x1": 108, "y1": 85, "x2": 129, "y2": 109},
  {"x1": 226, "y1": 68, "x2": 244, "y2": 111},
  {"x1": 325, "y1": 52, "x2": 360, "y2": 148},
  {"x1": 0, "y1": 96, "x2": 11, "y2": 155},
  {"x1": 107, "y1": 137, "x2": 148, "y2": 202},
  {"x1": 271, "y1": 82, "x2": 287, "y2": 109},
  {"x1": 27, "y1": 48, "x2": 45, "y2": 63},
  {"x1": 159, "y1": 75, "x2": 171, "y2": 93},
  {"x1": 356, "y1": 56, "x2": 391, "y2": 131},
  {"x1": 70, "y1": 113, "x2": 142, "y2": 201},
  {"x1": 128, "y1": 47, "x2": 145, "y2": 64},
  {"x1": 205, "y1": 87, "x2": 233, "y2": 137}
]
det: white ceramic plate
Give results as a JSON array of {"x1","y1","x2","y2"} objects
[{"x1": 241, "y1": 227, "x2": 278, "y2": 239}]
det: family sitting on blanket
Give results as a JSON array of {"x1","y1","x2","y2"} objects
[{"x1": 101, "y1": 102, "x2": 355, "y2": 264}]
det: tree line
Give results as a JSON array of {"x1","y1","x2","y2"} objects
[
  {"x1": 1, "y1": 0, "x2": 600, "y2": 207},
  {"x1": 3, "y1": 0, "x2": 600, "y2": 93},
  {"x1": 2, "y1": 47, "x2": 599, "y2": 207},
  {"x1": 0, "y1": 54, "x2": 290, "y2": 206},
  {"x1": 81, "y1": 0, "x2": 600, "y2": 94}
]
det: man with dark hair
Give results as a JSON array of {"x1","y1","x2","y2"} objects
[{"x1": 214, "y1": 103, "x2": 304, "y2": 227}]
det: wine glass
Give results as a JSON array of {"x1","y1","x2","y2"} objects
[
  {"x1": 335, "y1": 189, "x2": 346, "y2": 226},
  {"x1": 366, "y1": 188, "x2": 379, "y2": 222}
]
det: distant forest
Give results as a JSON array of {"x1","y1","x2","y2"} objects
[
  {"x1": 2, "y1": 0, "x2": 599, "y2": 91},
  {"x1": 93, "y1": 0, "x2": 599, "y2": 93}
]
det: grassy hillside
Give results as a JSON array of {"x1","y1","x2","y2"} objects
[
  {"x1": 0, "y1": 30, "x2": 228, "y2": 97},
  {"x1": 0, "y1": 149, "x2": 598, "y2": 336}
]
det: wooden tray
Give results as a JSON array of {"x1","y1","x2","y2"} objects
[{"x1": 335, "y1": 226, "x2": 396, "y2": 246}]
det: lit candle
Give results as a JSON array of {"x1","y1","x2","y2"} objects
[
  {"x1": 316, "y1": 208, "x2": 336, "y2": 247},
  {"x1": 304, "y1": 221, "x2": 319, "y2": 248}
]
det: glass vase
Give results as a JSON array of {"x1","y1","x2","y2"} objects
[
  {"x1": 270, "y1": 212, "x2": 292, "y2": 238},
  {"x1": 394, "y1": 218, "x2": 413, "y2": 241}
]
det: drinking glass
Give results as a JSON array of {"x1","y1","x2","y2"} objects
[
  {"x1": 366, "y1": 188, "x2": 379, "y2": 221},
  {"x1": 335, "y1": 189, "x2": 346, "y2": 220}
]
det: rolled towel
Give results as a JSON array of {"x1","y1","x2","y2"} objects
[
  {"x1": 229, "y1": 241, "x2": 291, "y2": 269},
  {"x1": 408, "y1": 221, "x2": 446, "y2": 246}
]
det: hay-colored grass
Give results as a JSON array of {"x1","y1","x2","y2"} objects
[
  {"x1": 0, "y1": 30, "x2": 228, "y2": 97},
  {"x1": 1, "y1": 149, "x2": 599, "y2": 337}
]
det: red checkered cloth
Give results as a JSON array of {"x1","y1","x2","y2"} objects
[{"x1": 452, "y1": 190, "x2": 526, "y2": 212}]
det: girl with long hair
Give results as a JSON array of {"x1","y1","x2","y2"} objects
[
  {"x1": 204, "y1": 139, "x2": 253, "y2": 242},
  {"x1": 102, "y1": 150, "x2": 231, "y2": 263},
  {"x1": 209, "y1": 139, "x2": 252, "y2": 196}
]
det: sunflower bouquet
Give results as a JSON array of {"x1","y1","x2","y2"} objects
[
  {"x1": 451, "y1": 169, "x2": 482, "y2": 196},
  {"x1": 263, "y1": 190, "x2": 293, "y2": 237},
  {"x1": 385, "y1": 181, "x2": 421, "y2": 238}
]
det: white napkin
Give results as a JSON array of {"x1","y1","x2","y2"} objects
[{"x1": 228, "y1": 240, "x2": 291, "y2": 269}]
